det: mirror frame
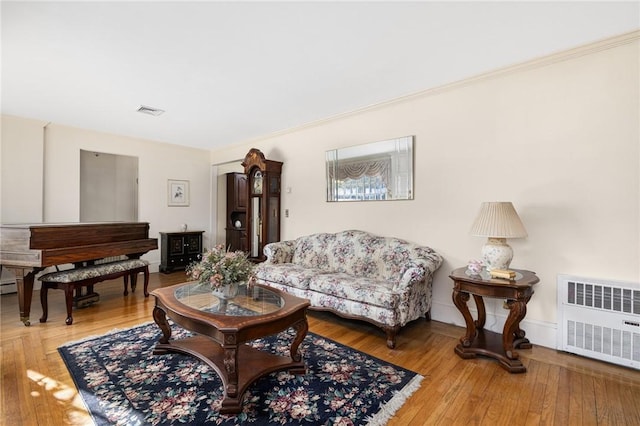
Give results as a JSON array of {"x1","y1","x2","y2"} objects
[{"x1": 326, "y1": 136, "x2": 414, "y2": 202}]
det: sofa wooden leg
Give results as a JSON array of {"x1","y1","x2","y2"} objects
[
  {"x1": 385, "y1": 326, "x2": 399, "y2": 349},
  {"x1": 425, "y1": 310, "x2": 431, "y2": 321}
]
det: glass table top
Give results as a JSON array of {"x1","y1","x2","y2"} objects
[{"x1": 174, "y1": 282, "x2": 284, "y2": 316}]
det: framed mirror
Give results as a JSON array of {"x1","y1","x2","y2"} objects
[{"x1": 326, "y1": 136, "x2": 414, "y2": 202}]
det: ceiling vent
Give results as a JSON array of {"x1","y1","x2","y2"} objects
[{"x1": 137, "y1": 105, "x2": 165, "y2": 116}]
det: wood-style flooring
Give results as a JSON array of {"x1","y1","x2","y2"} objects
[{"x1": 1, "y1": 271, "x2": 639, "y2": 425}]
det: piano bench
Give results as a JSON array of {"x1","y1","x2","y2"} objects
[{"x1": 38, "y1": 259, "x2": 150, "y2": 325}]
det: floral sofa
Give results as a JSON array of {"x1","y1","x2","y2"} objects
[{"x1": 254, "y1": 230, "x2": 443, "y2": 348}]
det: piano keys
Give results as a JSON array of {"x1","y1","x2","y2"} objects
[{"x1": 0, "y1": 222, "x2": 158, "y2": 326}]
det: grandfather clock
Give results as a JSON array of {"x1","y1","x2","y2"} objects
[{"x1": 242, "y1": 148, "x2": 283, "y2": 262}]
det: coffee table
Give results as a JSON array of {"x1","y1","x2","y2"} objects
[{"x1": 151, "y1": 282, "x2": 310, "y2": 413}]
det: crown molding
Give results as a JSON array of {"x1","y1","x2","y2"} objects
[{"x1": 232, "y1": 29, "x2": 640, "y2": 148}]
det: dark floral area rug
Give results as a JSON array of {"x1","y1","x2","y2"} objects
[{"x1": 58, "y1": 322, "x2": 422, "y2": 425}]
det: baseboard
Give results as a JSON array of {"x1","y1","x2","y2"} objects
[
  {"x1": 431, "y1": 300, "x2": 557, "y2": 350},
  {"x1": 148, "y1": 261, "x2": 160, "y2": 274}
]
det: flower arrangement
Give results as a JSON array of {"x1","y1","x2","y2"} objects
[{"x1": 186, "y1": 245, "x2": 254, "y2": 290}]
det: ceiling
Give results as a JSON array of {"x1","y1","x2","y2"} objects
[{"x1": 2, "y1": 1, "x2": 638, "y2": 150}]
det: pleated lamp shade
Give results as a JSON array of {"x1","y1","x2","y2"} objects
[
  {"x1": 470, "y1": 202, "x2": 527, "y2": 271},
  {"x1": 470, "y1": 202, "x2": 527, "y2": 238}
]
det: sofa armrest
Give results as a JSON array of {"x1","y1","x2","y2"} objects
[
  {"x1": 396, "y1": 252, "x2": 441, "y2": 300},
  {"x1": 394, "y1": 266, "x2": 428, "y2": 291},
  {"x1": 395, "y1": 247, "x2": 443, "y2": 287},
  {"x1": 263, "y1": 240, "x2": 296, "y2": 264}
]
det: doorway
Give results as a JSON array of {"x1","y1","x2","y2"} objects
[{"x1": 80, "y1": 150, "x2": 138, "y2": 222}]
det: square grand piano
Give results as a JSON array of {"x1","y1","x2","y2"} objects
[{"x1": 0, "y1": 222, "x2": 157, "y2": 325}]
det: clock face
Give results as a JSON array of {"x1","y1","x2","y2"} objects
[{"x1": 252, "y1": 170, "x2": 263, "y2": 195}]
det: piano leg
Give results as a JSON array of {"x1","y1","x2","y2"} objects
[{"x1": 10, "y1": 267, "x2": 37, "y2": 326}]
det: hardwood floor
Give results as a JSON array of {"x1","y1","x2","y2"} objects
[{"x1": 2, "y1": 271, "x2": 639, "y2": 425}]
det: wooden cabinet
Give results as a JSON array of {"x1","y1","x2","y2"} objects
[
  {"x1": 159, "y1": 231, "x2": 204, "y2": 273},
  {"x1": 225, "y1": 173, "x2": 248, "y2": 252},
  {"x1": 242, "y1": 149, "x2": 282, "y2": 262}
]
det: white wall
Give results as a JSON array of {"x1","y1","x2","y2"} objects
[
  {"x1": 209, "y1": 33, "x2": 640, "y2": 348},
  {"x1": 0, "y1": 116, "x2": 47, "y2": 292},
  {"x1": 0, "y1": 115, "x2": 47, "y2": 223},
  {"x1": 1, "y1": 119, "x2": 212, "y2": 271}
]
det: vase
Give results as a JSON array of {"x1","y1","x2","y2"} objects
[
  {"x1": 212, "y1": 281, "x2": 240, "y2": 300},
  {"x1": 212, "y1": 282, "x2": 241, "y2": 314}
]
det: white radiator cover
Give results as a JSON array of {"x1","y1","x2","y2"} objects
[
  {"x1": 95, "y1": 255, "x2": 126, "y2": 264},
  {"x1": 557, "y1": 274, "x2": 640, "y2": 370}
]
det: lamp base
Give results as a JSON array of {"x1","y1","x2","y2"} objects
[{"x1": 481, "y1": 238, "x2": 513, "y2": 271}]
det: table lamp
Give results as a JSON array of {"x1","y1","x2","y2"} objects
[{"x1": 470, "y1": 202, "x2": 527, "y2": 271}]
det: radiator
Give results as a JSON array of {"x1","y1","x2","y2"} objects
[
  {"x1": 557, "y1": 274, "x2": 640, "y2": 370},
  {"x1": 95, "y1": 255, "x2": 126, "y2": 264}
]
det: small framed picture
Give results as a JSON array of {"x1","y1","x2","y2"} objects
[{"x1": 168, "y1": 179, "x2": 190, "y2": 207}]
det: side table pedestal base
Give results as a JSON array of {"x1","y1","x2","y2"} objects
[{"x1": 454, "y1": 329, "x2": 527, "y2": 374}]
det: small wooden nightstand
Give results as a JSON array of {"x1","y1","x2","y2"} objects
[{"x1": 449, "y1": 267, "x2": 539, "y2": 373}]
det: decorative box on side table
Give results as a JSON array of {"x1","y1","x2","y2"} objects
[
  {"x1": 449, "y1": 267, "x2": 539, "y2": 373},
  {"x1": 159, "y1": 231, "x2": 204, "y2": 273}
]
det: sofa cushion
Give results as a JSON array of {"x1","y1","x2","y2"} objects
[
  {"x1": 332, "y1": 231, "x2": 385, "y2": 278},
  {"x1": 255, "y1": 263, "x2": 321, "y2": 290},
  {"x1": 308, "y1": 273, "x2": 400, "y2": 310},
  {"x1": 289, "y1": 230, "x2": 437, "y2": 286},
  {"x1": 292, "y1": 232, "x2": 336, "y2": 271}
]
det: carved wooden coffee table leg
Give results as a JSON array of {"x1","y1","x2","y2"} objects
[
  {"x1": 223, "y1": 334, "x2": 239, "y2": 398},
  {"x1": 152, "y1": 306, "x2": 172, "y2": 349},
  {"x1": 289, "y1": 319, "x2": 309, "y2": 374}
]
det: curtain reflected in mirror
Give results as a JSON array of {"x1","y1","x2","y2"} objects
[{"x1": 326, "y1": 136, "x2": 414, "y2": 202}]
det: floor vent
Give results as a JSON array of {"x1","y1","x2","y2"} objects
[{"x1": 557, "y1": 274, "x2": 640, "y2": 370}]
